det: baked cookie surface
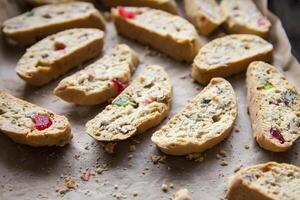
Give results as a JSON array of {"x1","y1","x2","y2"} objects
[
  {"x1": 226, "y1": 162, "x2": 300, "y2": 200},
  {"x1": 16, "y1": 28, "x2": 104, "y2": 86},
  {"x1": 0, "y1": 91, "x2": 72, "y2": 147},
  {"x1": 192, "y1": 34, "x2": 273, "y2": 84},
  {"x1": 99, "y1": 0, "x2": 178, "y2": 14},
  {"x1": 151, "y1": 78, "x2": 237, "y2": 156},
  {"x1": 3, "y1": 2, "x2": 105, "y2": 45},
  {"x1": 54, "y1": 44, "x2": 139, "y2": 105},
  {"x1": 184, "y1": 0, "x2": 226, "y2": 35},
  {"x1": 112, "y1": 7, "x2": 201, "y2": 62},
  {"x1": 86, "y1": 65, "x2": 172, "y2": 141},
  {"x1": 247, "y1": 61, "x2": 300, "y2": 152},
  {"x1": 221, "y1": 0, "x2": 271, "y2": 38}
]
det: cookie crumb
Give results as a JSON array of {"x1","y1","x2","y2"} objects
[
  {"x1": 129, "y1": 145, "x2": 136, "y2": 152},
  {"x1": 128, "y1": 154, "x2": 133, "y2": 159},
  {"x1": 244, "y1": 145, "x2": 250, "y2": 149},
  {"x1": 234, "y1": 164, "x2": 242, "y2": 173},
  {"x1": 161, "y1": 184, "x2": 169, "y2": 192},
  {"x1": 103, "y1": 143, "x2": 117, "y2": 154},
  {"x1": 80, "y1": 169, "x2": 91, "y2": 181},
  {"x1": 171, "y1": 188, "x2": 191, "y2": 200},
  {"x1": 219, "y1": 149, "x2": 227, "y2": 157},
  {"x1": 151, "y1": 155, "x2": 166, "y2": 164},
  {"x1": 132, "y1": 191, "x2": 139, "y2": 197},
  {"x1": 186, "y1": 152, "x2": 204, "y2": 162},
  {"x1": 220, "y1": 160, "x2": 228, "y2": 166}
]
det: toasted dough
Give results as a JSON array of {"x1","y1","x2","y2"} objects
[
  {"x1": 226, "y1": 162, "x2": 300, "y2": 200},
  {"x1": 16, "y1": 28, "x2": 104, "y2": 86},
  {"x1": 192, "y1": 34, "x2": 273, "y2": 85},
  {"x1": 112, "y1": 7, "x2": 201, "y2": 62},
  {"x1": 246, "y1": 61, "x2": 300, "y2": 152},
  {"x1": 0, "y1": 90, "x2": 72, "y2": 147},
  {"x1": 220, "y1": 0, "x2": 271, "y2": 38},
  {"x1": 2, "y1": 2, "x2": 105, "y2": 45},
  {"x1": 86, "y1": 65, "x2": 172, "y2": 141},
  {"x1": 99, "y1": 0, "x2": 178, "y2": 14},
  {"x1": 54, "y1": 44, "x2": 139, "y2": 105},
  {"x1": 151, "y1": 78, "x2": 237, "y2": 156},
  {"x1": 184, "y1": 0, "x2": 226, "y2": 35}
]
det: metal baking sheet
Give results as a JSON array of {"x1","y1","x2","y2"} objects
[{"x1": 0, "y1": 1, "x2": 299, "y2": 199}]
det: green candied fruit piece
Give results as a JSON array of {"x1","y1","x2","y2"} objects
[
  {"x1": 259, "y1": 82, "x2": 273, "y2": 90},
  {"x1": 113, "y1": 96, "x2": 129, "y2": 107}
]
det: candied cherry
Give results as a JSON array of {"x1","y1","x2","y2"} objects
[
  {"x1": 32, "y1": 114, "x2": 52, "y2": 131},
  {"x1": 112, "y1": 78, "x2": 127, "y2": 93},
  {"x1": 117, "y1": 7, "x2": 135, "y2": 19},
  {"x1": 269, "y1": 127, "x2": 285, "y2": 144}
]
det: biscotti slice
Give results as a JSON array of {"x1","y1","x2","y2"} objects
[
  {"x1": 226, "y1": 162, "x2": 300, "y2": 200},
  {"x1": 246, "y1": 61, "x2": 300, "y2": 152},
  {"x1": 2, "y1": 2, "x2": 105, "y2": 45},
  {"x1": 99, "y1": 0, "x2": 178, "y2": 14},
  {"x1": 86, "y1": 65, "x2": 172, "y2": 141},
  {"x1": 54, "y1": 44, "x2": 139, "y2": 105},
  {"x1": 220, "y1": 0, "x2": 271, "y2": 38},
  {"x1": 184, "y1": 0, "x2": 226, "y2": 35},
  {"x1": 192, "y1": 34, "x2": 273, "y2": 85},
  {"x1": 0, "y1": 91, "x2": 72, "y2": 147},
  {"x1": 151, "y1": 78, "x2": 237, "y2": 156},
  {"x1": 16, "y1": 28, "x2": 104, "y2": 86},
  {"x1": 25, "y1": 0, "x2": 93, "y2": 6},
  {"x1": 112, "y1": 7, "x2": 201, "y2": 62}
]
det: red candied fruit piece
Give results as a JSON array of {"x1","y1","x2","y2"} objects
[
  {"x1": 269, "y1": 127, "x2": 285, "y2": 144},
  {"x1": 32, "y1": 114, "x2": 53, "y2": 131},
  {"x1": 257, "y1": 18, "x2": 268, "y2": 26},
  {"x1": 112, "y1": 78, "x2": 127, "y2": 93},
  {"x1": 117, "y1": 7, "x2": 135, "y2": 19}
]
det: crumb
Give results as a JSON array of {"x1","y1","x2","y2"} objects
[
  {"x1": 84, "y1": 145, "x2": 90, "y2": 150},
  {"x1": 128, "y1": 154, "x2": 133, "y2": 159},
  {"x1": 244, "y1": 145, "x2": 250, "y2": 149},
  {"x1": 235, "y1": 129, "x2": 240, "y2": 133},
  {"x1": 219, "y1": 149, "x2": 227, "y2": 157},
  {"x1": 132, "y1": 191, "x2": 138, "y2": 197},
  {"x1": 129, "y1": 145, "x2": 136, "y2": 152},
  {"x1": 220, "y1": 160, "x2": 228, "y2": 166},
  {"x1": 186, "y1": 152, "x2": 204, "y2": 162},
  {"x1": 180, "y1": 75, "x2": 187, "y2": 80},
  {"x1": 234, "y1": 164, "x2": 242, "y2": 173},
  {"x1": 65, "y1": 178, "x2": 76, "y2": 189},
  {"x1": 103, "y1": 143, "x2": 117, "y2": 154},
  {"x1": 95, "y1": 164, "x2": 108, "y2": 174},
  {"x1": 114, "y1": 185, "x2": 118, "y2": 190},
  {"x1": 161, "y1": 184, "x2": 169, "y2": 192},
  {"x1": 81, "y1": 169, "x2": 91, "y2": 181},
  {"x1": 151, "y1": 155, "x2": 166, "y2": 164},
  {"x1": 171, "y1": 189, "x2": 191, "y2": 200},
  {"x1": 169, "y1": 183, "x2": 175, "y2": 189}
]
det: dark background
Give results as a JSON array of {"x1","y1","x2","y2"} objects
[{"x1": 269, "y1": 0, "x2": 300, "y2": 62}]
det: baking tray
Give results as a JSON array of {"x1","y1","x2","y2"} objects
[{"x1": 0, "y1": 0, "x2": 299, "y2": 199}]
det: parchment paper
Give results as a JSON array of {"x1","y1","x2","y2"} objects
[{"x1": 0, "y1": 1, "x2": 299, "y2": 200}]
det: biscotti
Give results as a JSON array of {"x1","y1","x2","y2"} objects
[
  {"x1": 0, "y1": 90, "x2": 72, "y2": 147},
  {"x1": 54, "y1": 44, "x2": 139, "y2": 105},
  {"x1": 99, "y1": 0, "x2": 178, "y2": 14},
  {"x1": 16, "y1": 28, "x2": 104, "y2": 86},
  {"x1": 151, "y1": 78, "x2": 237, "y2": 156},
  {"x1": 184, "y1": 0, "x2": 226, "y2": 35},
  {"x1": 2, "y1": 2, "x2": 105, "y2": 45},
  {"x1": 86, "y1": 65, "x2": 172, "y2": 141},
  {"x1": 220, "y1": 0, "x2": 271, "y2": 38},
  {"x1": 25, "y1": 0, "x2": 93, "y2": 6},
  {"x1": 246, "y1": 61, "x2": 300, "y2": 152},
  {"x1": 192, "y1": 34, "x2": 273, "y2": 85},
  {"x1": 112, "y1": 7, "x2": 201, "y2": 62},
  {"x1": 226, "y1": 162, "x2": 300, "y2": 200}
]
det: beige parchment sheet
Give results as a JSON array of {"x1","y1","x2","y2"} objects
[{"x1": 0, "y1": 0, "x2": 299, "y2": 199}]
